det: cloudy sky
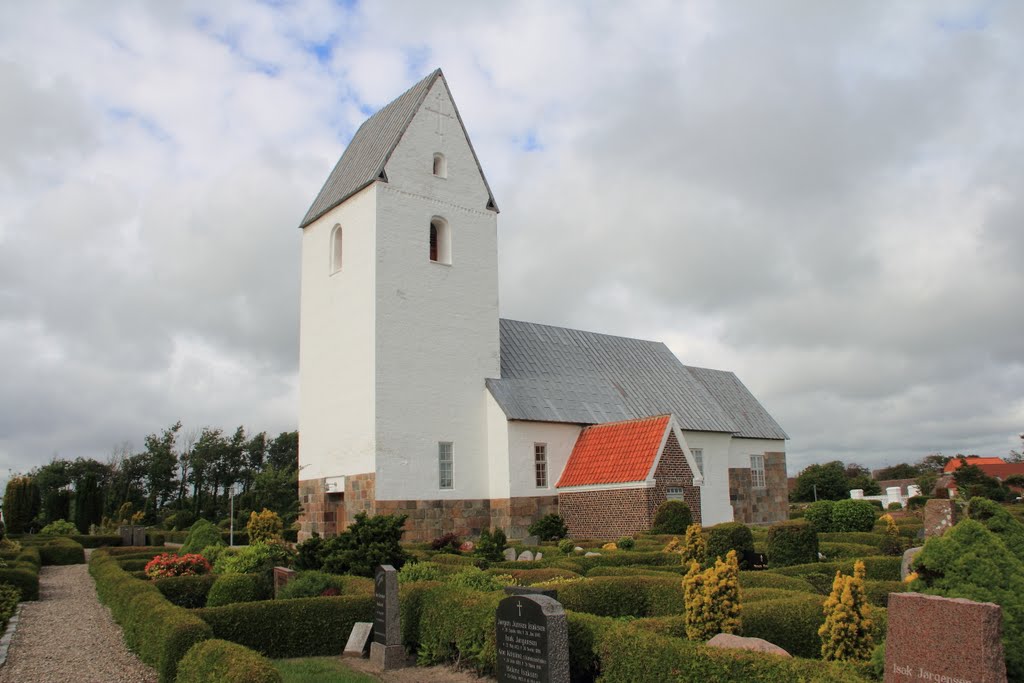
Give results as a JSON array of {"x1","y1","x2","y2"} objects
[{"x1": 2, "y1": 1, "x2": 1022, "y2": 483}]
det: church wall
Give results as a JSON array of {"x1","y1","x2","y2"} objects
[
  {"x1": 559, "y1": 486, "x2": 657, "y2": 540},
  {"x1": 372, "y1": 77, "x2": 499, "y2": 503},
  {"x1": 651, "y1": 431, "x2": 702, "y2": 525},
  {"x1": 506, "y1": 420, "x2": 582, "y2": 498},
  {"x1": 298, "y1": 187, "x2": 378, "y2": 481},
  {"x1": 486, "y1": 392, "x2": 511, "y2": 499},
  {"x1": 679, "y1": 430, "x2": 734, "y2": 526},
  {"x1": 728, "y1": 449, "x2": 788, "y2": 525}
]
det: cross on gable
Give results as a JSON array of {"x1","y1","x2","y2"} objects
[{"x1": 424, "y1": 91, "x2": 455, "y2": 143}]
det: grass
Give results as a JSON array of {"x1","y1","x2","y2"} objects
[{"x1": 273, "y1": 657, "x2": 379, "y2": 683}]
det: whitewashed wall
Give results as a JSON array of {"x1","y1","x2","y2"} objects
[
  {"x1": 507, "y1": 420, "x2": 582, "y2": 498},
  {"x1": 680, "y1": 430, "x2": 734, "y2": 526}
]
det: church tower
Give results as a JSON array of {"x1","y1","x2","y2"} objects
[{"x1": 297, "y1": 69, "x2": 500, "y2": 539}]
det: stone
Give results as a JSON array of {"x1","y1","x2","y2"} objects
[
  {"x1": 496, "y1": 594, "x2": 569, "y2": 683},
  {"x1": 344, "y1": 622, "x2": 373, "y2": 658},
  {"x1": 742, "y1": 551, "x2": 768, "y2": 570},
  {"x1": 504, "y1": 547, "x2": 518, "y2": 561},
  {"x1": 707, "y1": 633, "x2": 791, "y2": 658},
  {"x1": 505, "y1": 585, "x2": 558, "y2": 600},
  {"x1": 459, "y1": 541, "x2": 475, "y2": 553},
  {"x1": 535, "y1": 552, "x2": 543, "y2": 561},
  {"x1": 573, "y1": 547, "x2": 584, "y2": 553},
  {"x1": 584, "y1": 552, "x2": 601, "y2": 558},
  {"x1": 272, "y1": 566, "x2": 297, "y2": 598},
  {"x1": 522, "y1": 535, "x2": 540, "y2": 546},
  {"x1": 369, "y1": 565, "x2": 405, "y2": 670},
  {"x1": 901, "y1": 547, "x2": 923, "y2": 580},
  {"x1": 885, "y1": 592, "x2": 1006, "y2": 682},
  {"x1": 923, "y1": 499, "x2": 958, "y2": 538},
  {"x1": 517, "y1": 550, "x2": 535, "y2": 562}
]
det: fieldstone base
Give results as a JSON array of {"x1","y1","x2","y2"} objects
[
  {"x1": 729, "y1": 452, "x2": 788, "y2": 525},
  {"x1": 369, "y1": 642, "x2": 406, "y2": 670}
]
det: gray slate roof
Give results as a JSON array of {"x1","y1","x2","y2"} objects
[
  {"x1": 488, "y1": 319, "x2": 787, "y2": 440},
  {"x1": 299, "y1": 69, "x2": 498, "y2": 229}
]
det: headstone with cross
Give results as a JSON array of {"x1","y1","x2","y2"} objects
[
  {"x1": 495, "y1": 593, "x2": 569, "y2": 683},
  {"x1": 423, "y1": 91, "x2": 455, "y2": 144}
]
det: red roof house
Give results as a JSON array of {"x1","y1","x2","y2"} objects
[
  {"x1": 943, "y1": 456, "x2": 1006, "y2": 474},
  {"x1": 556, "y1": 415, "x2": 704, "y2": 539}
]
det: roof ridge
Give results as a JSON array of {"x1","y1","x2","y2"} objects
[
  {"x1": 581, "y1": 414, "x2": 672, "y2": 429},
  {"x1": 499, "y1": 318, "x2": 667, "y2": 348}
]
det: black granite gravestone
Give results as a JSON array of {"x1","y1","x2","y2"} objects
[
  {"x1": 369, "y1": 565, "x2": 404, "y2": 669},
  {"x1": 743, "y1": 550, "x2": 768, "y2": 570},
  {"x1": 496, "y1": 594, "x2": 569, "y2": 683}
]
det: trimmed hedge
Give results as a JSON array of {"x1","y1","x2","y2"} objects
[
  {"x1": 804, "y1": 500, "x2": 835, "y2": 532},
  {"x1": 36, "y1": 538, "x2": 85, "y2": 565},
  {"x1": 743, "y1": 587, "x2": 816, "y2": 603},
  {"x1": 587, "y1": 566, "x2": 683, "y2": 578},
  {"x1": 490, "y1": 568, "x2": 581, "y2": 585},
  {"x1": 197, "y1": 595, "x2": 374, "y2": 658},
  {"x1": 767, "y1": 520, "x2": 819, "y2": 568},
  {"x1": 0, "y1": 567, "x2": 40, "y2": 601},
  {"x1": 155, "y1": 575, "x2": 217, "y2": 609},
  {"x1": 416, "y1": 584, "x2": 503, "y2": 672},
  {"x1": 769, "y1": 556, "x2": 901, "y2": 582},
  {"x1": 205, "y1": 574, "x2": 271, "y2": 607},
  {"x1": 832, "y1": 500, "x2": 878, "y2": 532},
  {"x1": 818, "y1": 532, "x2": 887, "y2": 547},
  {"x1": 819, "y1": 542, "x2": 882, "y2": 560},
  {"x1": 70, "y1": 534, "x2": 122, "y2": 548},
  {"x1": 706, "y1": 522, "x2": 755, "y2": 566},
  {"x1": 89, "y1": 549, "x2": 212, "y2": 682},
  {"x1": 650, "y1": 500, "x2": 692, "y2": 534},
  {"x1": 864, "y1": 580, "x2": 907, "y2": 607},
  {"x1": 176, "y1": 639, "x2": 281, "y2": 683},
  {"x1": 742, "y1": 594, "x2": 827, "y2": 658},
  {"x1": 738, "y1": 571, "x2": 817, "y2": 592},
  {"x1": 557, "y1": 576, "x2": 683, "y2": 617}
]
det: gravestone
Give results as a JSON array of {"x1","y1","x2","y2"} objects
[
  {"x1": 923, "y1": 499, "x2": 958, "y2": 538},
  {"x1": 900, "y1": 547, "x2": 922, "y2": 581},
  {"x1": 503, "y1": 547, "x2": 518, "y2": 561},
  {"x1": 496, "y1": 594, "x2": 569, "y2": 683},
  {"x1": 118, "y1": 525, "x2": 146, "y2": 547},
  {"x1": 505, "y1": 585, "x2": 558, "y2": 600},
  {"x1": 370, "y1": 565, "x2": 404, "y2": 669},
  {"x1": 517, "y1": 550, "x2": 534, "y2": 562},
  {"x1": 885, "y1": 592, "x2": 1006, "y2": 683},
  {"x1": 522, "y1": 535, "x2": 540, "y2": 546},
  {"x1": 344, "y1": 622, "x2": 373, "y2": 658},
  {"x1": 742, "y1": 550, "x2": 768, "y2": 570},
  {"x1": 272, "y1": 566, "x2": 297, "y2": 598}
]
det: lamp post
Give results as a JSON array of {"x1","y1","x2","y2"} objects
[{"x1": 229, "y1": 485, "x2": 236, "y2": 547}]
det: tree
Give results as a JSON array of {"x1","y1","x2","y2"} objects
[
  {"x1": 73, "y1": 472, "x2": 103, "y2": 533},
  {"x1": 142, "y1": 421, "x2": 181, "y2": 518},
  {"x1": 874, "y1": 463, "x2": 920, "y2": 480},
  {"x1": 791, "y1": 461, "x2": 851, "y2": 501},
  {"x1": 682, "y1": 550, "x2": 741, "y2": 640},
  {"x1": 266, "y1": 431, "x2": 298, "y2": 472},
  {"x1": 953, "y1": 460, "x2": 1009, "y2": 502},
  {"x1": 3, "y1": 476, "x2": 41, "y2": 533}
]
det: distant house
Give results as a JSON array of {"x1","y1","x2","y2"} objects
[
  {"x1": 938, "y1": 458, "x2": 1024, "y2": 498},
  {"x1": 942, "y1": 456, "x2": 1007, "y2": 474}
]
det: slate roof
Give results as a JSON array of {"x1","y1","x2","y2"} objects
[
  {"x1": 299, "y1": 69, "x2": 498, "y2": 229},
  {"x1": 556, "y1": 415, "x2": 670, "y2": 487},
  {"x1": 488, "y1": 319, "x2": 787, "y2": 440},
  {"x1": 685, "y1": 366, "x2": 788, "y2": 440}
]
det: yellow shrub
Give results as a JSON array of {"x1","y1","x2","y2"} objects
[
  {"x1": 682, "y1": 549, "x2": 741, "y2": 640},
  {"x1": 819, "y1": 560, "x2": 873, "y2": 661},
  {"x1": 664, "y1": 537, "x2": 682, "y2": 554},
  {"x1": 246, "y1": 509, "x2": 283, "y2": 544},
  {"x1": 601, "y1": 542, "x2": 618, "y2": 551},
  {"x1": 681, "y1": 523, "x2": 707, "y2": 566}
]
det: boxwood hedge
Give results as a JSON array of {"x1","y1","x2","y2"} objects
[
  {"x1": 205, "y1": 574, "x2": 270, "y2": 607},
  {"x1": 0, "y1": 567, "x2": 39, "y2": 601},
  {"x1": 176, "y1": 639, "x2": 280, "y2": 683},
  {"x1": 557, "y1": 576, "x2": 683, "y2": 617},
  {"x1": 155, "y1": 575, "x2": 217, "y2": 609}
]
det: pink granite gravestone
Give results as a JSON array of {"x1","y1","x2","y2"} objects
[
  {"x1": 272, "y1": 566, "x2": 297, "y2": 598},
  {"x1": 923, "y1": 499, "x2": 958, "y2": 538},
  {"x1": 885, "y1": 592, "x2": 1006, "y2": 683}
]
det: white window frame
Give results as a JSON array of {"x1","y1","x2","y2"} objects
[
  {"x1": 750, "y1": 454, "x2": 766, "y2": 489},
  {"x1": 666, "y1": 487, "x2": 685, "y2": 501},
  {"x1": 432, "y1": 152, "x2": 447, "y2": 178},
  {"x1": 330, "y1": 224, "x2": 343, "y2": 274},
  {"x1": 429, "y1": 217, "x2": 451, "y2": 265},
  {"x1": 691, "y1": 447, "x2": 703, "y2": 476},
  {"x1": 439, "y1": 442, "x2": 453, "y2": 489},
  {"x1": 534, "y1": 443, "x2": 548, "y2": 488}
]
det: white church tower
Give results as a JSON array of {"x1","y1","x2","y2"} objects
[{"x1": 297, "y1": 69, "x2": 500, "y2": 539}]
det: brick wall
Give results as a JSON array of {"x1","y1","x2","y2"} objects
[
  {"x1": 559, "y1": 487, "x2": 656, "y2": 539},
  {"x1": 650, "y1": 431, "x2": 702, "y2": 525},
  {"x1": 297, "y1": 477, "x2": 345, "y2": 540},
  {"x1": 729, "y1": 452, "x2": 788, "y2": 525}
]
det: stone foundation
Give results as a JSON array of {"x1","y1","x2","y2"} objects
[
  {"x1": 298, "y1": 477, "x2": 345, "y2": 540},
  {"x1": 729, "y1": 452, "x2": 787, "y2": 525}
]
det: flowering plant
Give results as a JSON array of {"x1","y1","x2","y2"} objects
[{"x1": 144, "y1": 552, "x2": 211, "y2": 578}]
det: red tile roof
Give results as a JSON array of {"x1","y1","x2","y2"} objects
[
  {"x1": 556, "y1": 415, "x2": 671, "y2": 488},
  {"x1": 943, "y1": 456, "x2": 1006, "y2": 473},
  {"x1": 976, "y1": 463, "x2": 1024, "y2": 480}
]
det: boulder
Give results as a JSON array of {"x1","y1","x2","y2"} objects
[
  {"x1": 535, "y1": 552, "x2": 543, "y2": 561},
  {"x1": 503, "y1": 547, "x2": 517, "y2": 561},
  {"x1": 458, "y1": 541, "x2": 475, "y2": 553},
  {"x1": 902, "y1": 546, "x2": 923, "y2": 580},
  {"x1": 584, "y1": 552, "x2": 601, "y2": 558},
  {"x1": 707, "y1": 633, "x2": 791, "y2": 658},
  {"x1": 517, "y1": 550, "x2": 535, "y2": 562}
]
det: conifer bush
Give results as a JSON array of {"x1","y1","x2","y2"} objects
[
  {"x1": 245, "y1": 509, "x2": 283, "y2": 544},
  {"x1": 804, "y1": 500, "x2": 835, "y2": 533},
  {"x1": 181, "y1": 520, "x2": 225, "y2": 555},
  {"x1": 681, "y1": 549, "x2": 741, "y2": 640},
  {"x1": 528, "y1": 514, "x2": 568, "y2": 541},
  {"x1": 819, "y1": 560, "x2": 873, "y2": 661},
  {"x1": 680, "y1": 523, "x2": 706, "y2": 566},
  {"x1": 966, "y1": 496, "x2": 1024, "y2": 561},
  {"x1": 879, "y1": 514, "x2": 903, "y2": 556},
  {"x1": 650, "y1": 501, "x2": 692, "y2": 535},
  {"x1": 831, "y1": 499, "x2": 878, "y2": 533},
  {"x1": 39, "y1": 519, "x2": 78, "y2": 536},
  {"x1": 705, "y1": 522, "x2": 754, "y2": 566},
  {"x1": 767, "y1": 519, "x2": 819, "y2": 567},
  {"x1": 3, "y1": 476, "x2": 40, "y2": 534}
]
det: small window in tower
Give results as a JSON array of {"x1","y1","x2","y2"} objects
[
  {"x1": 433, "y1": 153, "x2": 447, "y2": 178},
  {"x1": 535, "y1": 443, "x2": 548, "y2": 488},
  {"x1": 330, "y1": 224, "x2": 343, "y2": 274},
  {"x1": 429, "y1": 217, "x2": 451, "y2": 264}
]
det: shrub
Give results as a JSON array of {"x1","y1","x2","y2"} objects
[
  {"x1": 887, "y1": 502, "x2": 902, "y2": 511},
  {"x1": 246, "y1": 509, "x2": 283, "y2": 544},
  {"x1": 767, "y1": 520, "x2": 819, "y2": 568},
  {"x1": 37, "y1": 538, "x2": 85, "y2": 565},
  {"x1": 90, "y1": 549, "x2": 212, "y2": 682},
  {"x1": 863, "y1": 580, "x2": 907, "y2": 607},
  {"x1": 74, "y1": 472, "x2": 104, "y2": 533},
  {"x1": 145, "y1": 553, "x2": 211, "y2": 579},
  {"x1": 650, "y1": 501, "x2": 692, "y2": 535},
  {"x1": 182, "y1": 520, "x2": 225, "y2": 555},
  {"x1": 3, "y1": 476, "x2": 40, "y2": 534},
  {"x1": 449, "y1": 567, "x2": 509, "y2": 592},
  {"x1": 415, "y1": 584, "x2": 502, "y2": 672},
  {"x1": 39, "y1": 519, "x2": 78, "y2": 536},
  {"x1": 528, "y1": 514, "x2": 568, "y2": 541},
  {"x1": 197, "y1": 595, "x2": 374, "y2": 658},
  {"x1": 176, "y1": 639, "x2": 281, "y2": 683},
  {"x1": 967, "y1": 496, "x2": 1024, "y2": 562},
  {"x1": 705, "y1": 522, "x2": 754, "y2": 566},
  {"x1": 430, "y1": 532, "x2": 461, "y2": 552},
  {"x1": 680, "y1": 524, "x2": 706, "y2": 566},
  {"x1": 0, "y1": 567, "x2": 39, "y2": 601},
  {"x1": 906, "y1": 495, "x2": 928, "y2": 510},
  {"x1": 879, "y1": 514, "x2": 903, "y2": 556},
  {"x1": 738, "y1": 571, "x2": 817, "y2": 592},
  {"x1": 820, "y1": 560, "x2": 874, "y2": 661},
  {"x1": 293, "y1": 534, "x2": 325, "y2": 570},
  {"x1": 0, "y1": 583, "x2": 19, "y2": 630},
  {"x1": 601, "y1": 542, "x2": 618, "y2": 551},
  {"x1": 495, "y1": 568, "x2": 580, "y2": 585},
  {"x1": 558, "y1": 538, "x2": 575, "y2": 555},
  {"x1": 399, "y1": 561, "x2": 447, "y2": 583},
  {"x1": 277, "y1": 570, "x2": 344, "y2": 599},
  {"x1": 205, "y1": 574, "x2": 270, "y2": 607},
  {"x1": 742, "y1": 594, "x2": 826, "y2": 658},
  {"x1": 831, "y1": 500, "x2": 878, "y2": 533},
  {"x1": 682, "y1": 550, "x2": 740, "y2": 640},
  {"x1": 475, "y1": 528, "x2": 508, "y2": 562},
  {"x1": 155, "y1": 575, "x2": 217, "y2": 608},
  {"x1": 819, "y1": 542, "x2": 883, "y2": 560},
  {"x1": 558, "y1": 576, "x2": 683, "y2": 617},
  {"x1": 617, "y1": 536, "x2": 635, "y2": 550},
  {"x1": 320, "y1": 513, "x2": 409, "y2": 576},
  {"x1": 213, "y1": 542, "x2": 289, "y2": 576},
  {"x1": 804, "y1": 500, "x2": 835, "y2": 533},
  {"x1": 910, "y1": 519, "x2": 1024, "y2": 680}
]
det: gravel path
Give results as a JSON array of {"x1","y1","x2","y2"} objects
[{"x1": 0, "y1": 553, "x2": 157, "y2": 683}]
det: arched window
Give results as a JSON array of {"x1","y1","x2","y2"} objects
[
  {"x1": 429, "y1": 217, "x2": 451, "y2": 264},
  {"x1": 330, "y1": 224, "x2": 343, "y2": 274},
  {"x1": 433, "y1": 153, "x2": 447, "y2": 178}
]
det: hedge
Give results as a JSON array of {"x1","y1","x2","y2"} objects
[
  {"x1": 742, "y1": 594, "x2": 827, "y2": 658},
  {"x1": 863, "y1": 580, "x2": 907, "y2": 607},
  {"x1": 768, "y1": 556, "x2": 901, "y2": 582},
  {"x1": 70, "y1": 534, "x2": 122, "y2": 548},
  {"x1": 705, "y1": 522, "x2": 755, "y2": 566},
  {"x1": 595, "y1": 623, "x2": 870, "y2": 682},
  {"x1": 488, "y1": 568, "x2": 581, "y2": 585},
  {"x1": 766, "y1": 520, "x2": 819, "y2": 568},
  {"x1": 831, "y1": 500, "x2": 878, "y2": 532},
  {"x1": 0, "y1": 567, "x2": 40, "y2": 601},
  {"x1": 819, "y1": 542, "x2": 883, "y2": 560},
  {"x1": 89, "y1": 549, "x2": 212, "y2": 682},
  {"x1": 415, "y1": 584, "x2": 503, "y2": 672},
  {"x1": 119, "y1": 558, "x2": 154, "y2": 572},
  {"x1": 176, "y1": 639, "x2": 281, "y2": 683},
  {"x1": 738, "y1": 571, "x2": 816, "y2": 592},
  {"x1": 818, "y1": 532, "x2": 887, "y2": 546},
  {"x1": 743, "y1": 587, "x2": 817, "y2": 603},
  {"x1": 557, "y1": 576, "x2": 683, "y2": 617},
  {"x1": 586, "y1": 566, "x2": 683, "y2": 578},
  {"x1": 205, "y1": 574, "x2": 271, "y2": 607},
  {"x1": 197, "y1": 595, "x2": 374, "y2": 658},
  {"x1": 398, "y1": 580, "x2": 443, "y2": 651},
  {"x1": 35, "y1": 538, "x2": 85, "y2": 565},
  {"x1": 155, "y1": 575, "x2": 217, "y2": 609}
]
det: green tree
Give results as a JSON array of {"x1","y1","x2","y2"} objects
[
  {"x1": 953, "y1": 460, "x2": 1009, "y2": 502},
  {"x1": 73, "y1": 472, "x2": 104, "y2": 533},
  {"x1": 142, "y1": 421, "x2": 182, "y2": 518},
  {"x1": 3, "y1": 476, "x2": 41, "y2": 533},
  {"x1": 873, "y1": 463, "x2": 920, "y2": 480},
  {"x1": 791, "y1": 461, "x2": 851, "y2": 502},
  {"x1": 321, "y1": 513, "x2": 409, "y2": 576},
  {"x1": 266, "y1": 431, "x2": 298, "y2": 472}
]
